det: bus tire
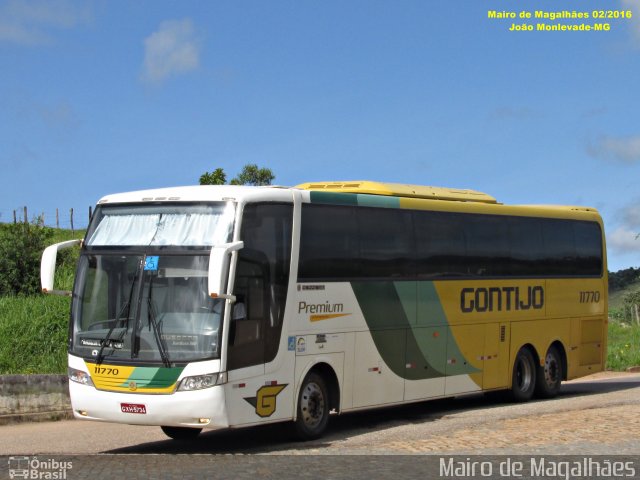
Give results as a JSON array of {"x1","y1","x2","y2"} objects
[
  {"x1": 161, "y1": 426, "x2": 202, "y2": 440},
  {"x1": 510, "y1": 348, "x2": 536, "y2": 402},
  {"x1": 535, "y1": 345, "x2": 562, "y2": 398},
  {"x1": 294, "y1": 372, "x2": 329, "y2": 440}
]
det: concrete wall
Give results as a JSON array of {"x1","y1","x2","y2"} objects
[{"x1": 0, "y1": 375, "x2": 72, "y2": 424}]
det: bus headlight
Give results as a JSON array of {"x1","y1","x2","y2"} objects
[
  {"x1": 68, "y1": 368, "x2": 95, "y2": 387},
  {"x1": 177, "y1": 372, "x2": 226, "y2": 391}
]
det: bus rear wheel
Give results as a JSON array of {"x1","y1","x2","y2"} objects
[
  {"x1": 161, "y1": 426, "x2": 202, "y2": 440},
  {"x1": 535, "y1": 345, "x2": 562, "y2": 398},
  {"x1": 294, "y1": 372, "x2": 329, "y2": 440},
  {"x1": 510, "y1": 348, "x2": 536, "y2": 402}
]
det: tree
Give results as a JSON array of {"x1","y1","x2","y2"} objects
[
  {"x1": 199, "y1": 168, "x2": 227, "y2": 185},
  {"x1": 230, "y1": 164, "x2": 275, "y2": 186},
  {"x1": 609, "y1": 267, "x2": 640, "y2": 291},
  {"x1": 199, "y1": 164, "x2": 275, "y2": 187}
]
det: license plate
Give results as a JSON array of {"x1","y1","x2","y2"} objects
[{"x1": 121, "y1": 403, "x2": 147, "y2": 414}]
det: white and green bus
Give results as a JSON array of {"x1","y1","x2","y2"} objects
[{"x1": 41, "y1": 181, "x2": 607, "y2": 440}]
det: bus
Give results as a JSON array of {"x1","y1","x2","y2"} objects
[{"x1": 41, "y1": 181, "x2": 607, "y2": 440}]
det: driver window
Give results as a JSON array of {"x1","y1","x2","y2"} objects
[{"x1": 227, "y1": 203, "x2": 293, "y2": 371}]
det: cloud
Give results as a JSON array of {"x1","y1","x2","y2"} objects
[
  {"x1": 608, "y1": 201, "x2": 640, "y2": 254},
  {"x1": 0, "y1": 0, "x2": 91, "y2": 46},
  {"x1": 581, "y1": 107, "x2": 608, "y2": 118},
  {"x1": 587, "y1": 134, "x2": 640, "y2": 164},
  {"x1": 38, "y1": 101, "x2": 79, "y2": 130},
  {"x1": 141, "y1": 19, "x2": 201, "y2": 84},
  {"x1": 608, "y1": 226, "x2": 640, "y2": 253},
  {"x1": 490, "y1": 107, "x2": 538, "y2": 121},
  {"x1": 622, "y1": 204, "x2": 640, "y2": 228},
  {"x1": 621, "y1": 0, "x2": 640, "y2": 46}
]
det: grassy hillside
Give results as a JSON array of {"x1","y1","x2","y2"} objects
[
  {"x1": 609, "y1": 280, "x2": 640, "y2": 311},
  {"x1": 0, "y1": 227, "x2": 82, "y2": 374},
  {"x1": 0, "y1": 295, "x2": 70, "y2": 373}
]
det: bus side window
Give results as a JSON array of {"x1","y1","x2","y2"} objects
[{"x1": 227, "y1": 203, "x2": 292, "y2": 371}]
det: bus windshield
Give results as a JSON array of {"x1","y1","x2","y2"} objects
[
  {"x1": 86, "y1": 203, "x2": 235, "y2": 247},
  {"x1": 71, "y1": 202, "x2": 236, "y2": 364}
]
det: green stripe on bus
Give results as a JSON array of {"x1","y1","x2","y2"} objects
[
  {"x1": 308, "y1": 191, "x2": 400, "y2": 209},
  {"x1": 309, "y1": 191, "x2": 359, "y2": 205},
  {"x1": 118, "y1": 366, "x2": 184, "y2": 389},
  {"x1": 351, "y1": 281, "x2": 478, "y2": 380},
  {"x1": 356, "y1": 194, "x2": 400, "y2": 208}
]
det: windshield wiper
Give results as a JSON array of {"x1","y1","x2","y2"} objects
[
  {"x1": 96, "y1": 263, "x2": 140, "y2": 365},
  {"x1": 147, "y1": 272, "x2": 171, "y2": 367},
  {"x1": 147, "y1": 296, "x2": 171, "y2": 367}
]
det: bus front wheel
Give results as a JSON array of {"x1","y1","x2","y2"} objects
[
  {"x1": 510, "y1": 348, "x2": 536, "y2": 402},
  {"x1": 294, "y1": 372, "x2": 329, "y2": 440},
  {"x1": 535, "y1": 345, "x2": 562, "y2": 398},
  {"x1": 161, "y1": 426, "x2": 202, "y2": 440}
]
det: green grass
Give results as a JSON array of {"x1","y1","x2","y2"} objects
[
  {"x1": 606, "y1": 320, "x2": 640, "y2": 371},
  {"x1": 50, "y1": 227, "x2": 83, "y2": 243},
  {"x1": 0, "y1": 295, "x2": 70, "y2": 374},
  {"x1": 0, "y1": 229, "x2": 81, "y2": 374}
]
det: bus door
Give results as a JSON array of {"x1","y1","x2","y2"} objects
[{"x1": 224, "y1": 203, "x2": 294, "y2": 425}]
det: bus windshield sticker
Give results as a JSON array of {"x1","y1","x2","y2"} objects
[{"x1": 144, "y1": 256, "x2": 159, "y2": 271}]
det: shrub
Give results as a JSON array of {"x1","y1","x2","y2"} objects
[{"x1": 0, "y1": 220, "x2": 54, "y2": 296}]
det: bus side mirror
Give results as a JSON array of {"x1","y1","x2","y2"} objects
[
  {"x1": 208, "y1": 241, "x2": 244, "y2": 302},
  {"x1": 41, "y1": 239, "x2": 82, "y2": 295}
]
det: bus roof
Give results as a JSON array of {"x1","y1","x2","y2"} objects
[
  {"x1": 295, "y1": 180, "x2": 498, "y2": 204},
  {"x1": 95, "y1": 185, "x2": 290, "y2": 205},
  {"x1": 93, "y1": 183, "x2": 601, "y2": 223}
]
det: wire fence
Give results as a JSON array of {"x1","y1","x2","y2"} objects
[
  {"x1": 611, "y1": 303, "x2": 640, "y2": 325},
  {"x1": 629, "y1": 304, "x2": 640, "y2": 325},
  {"x1": 0, "y1": 206, "x2": 92, "y2": 232}
]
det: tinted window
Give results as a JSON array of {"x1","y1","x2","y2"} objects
[
  {"x1": 543, "y1": 219, "x2": 576, "y2": 274},
  {"x1": 573, "y1": 221, "x2": 603, "y2": 275},
  {"x1": 414, "y1": 212, "x2": 466, "y2": 277},
  {"x1": 299, "y1": 205, "x2": 360, "y2": 279},
  {"x1": 228, "y1": 203, "x2": 292, "y2": 370},
  {"x1": 298, "y1": 203, "x2": 602, "y2": 280},
  {"x1": 508, "y1": 217, "x2": 546, "y2": 276},
  {"x1": 465, "y1": 215, "x2": 510, "y2": 276},
  {"x1": 359, "y1": 208, "x2": 414, "y2": 278}
]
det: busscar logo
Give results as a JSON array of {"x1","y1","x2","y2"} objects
[{"x1": 244, "y1": 384, "x2": 287, "y2": 418}]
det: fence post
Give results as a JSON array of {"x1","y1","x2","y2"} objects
[
  {"x1": 23, "y1": 206, "x2": 28, "y2": 223},
  {"x1": 70, "y1": 208, "x2": 74, "y2": 233},
  {"x1": 13, "y1": 210, "x2": 17, "y2": 224},
  {"x1": 56, "y1": 208, "x2": 60, "y2": 229}
]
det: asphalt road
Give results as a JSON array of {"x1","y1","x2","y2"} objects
[{"x1": 1, "y1": 373, "x2": 639, "y2": 479}]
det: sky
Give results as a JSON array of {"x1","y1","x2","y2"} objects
[{"x1": 0, "y1": 0, "x2": 639, "y2": 271}]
